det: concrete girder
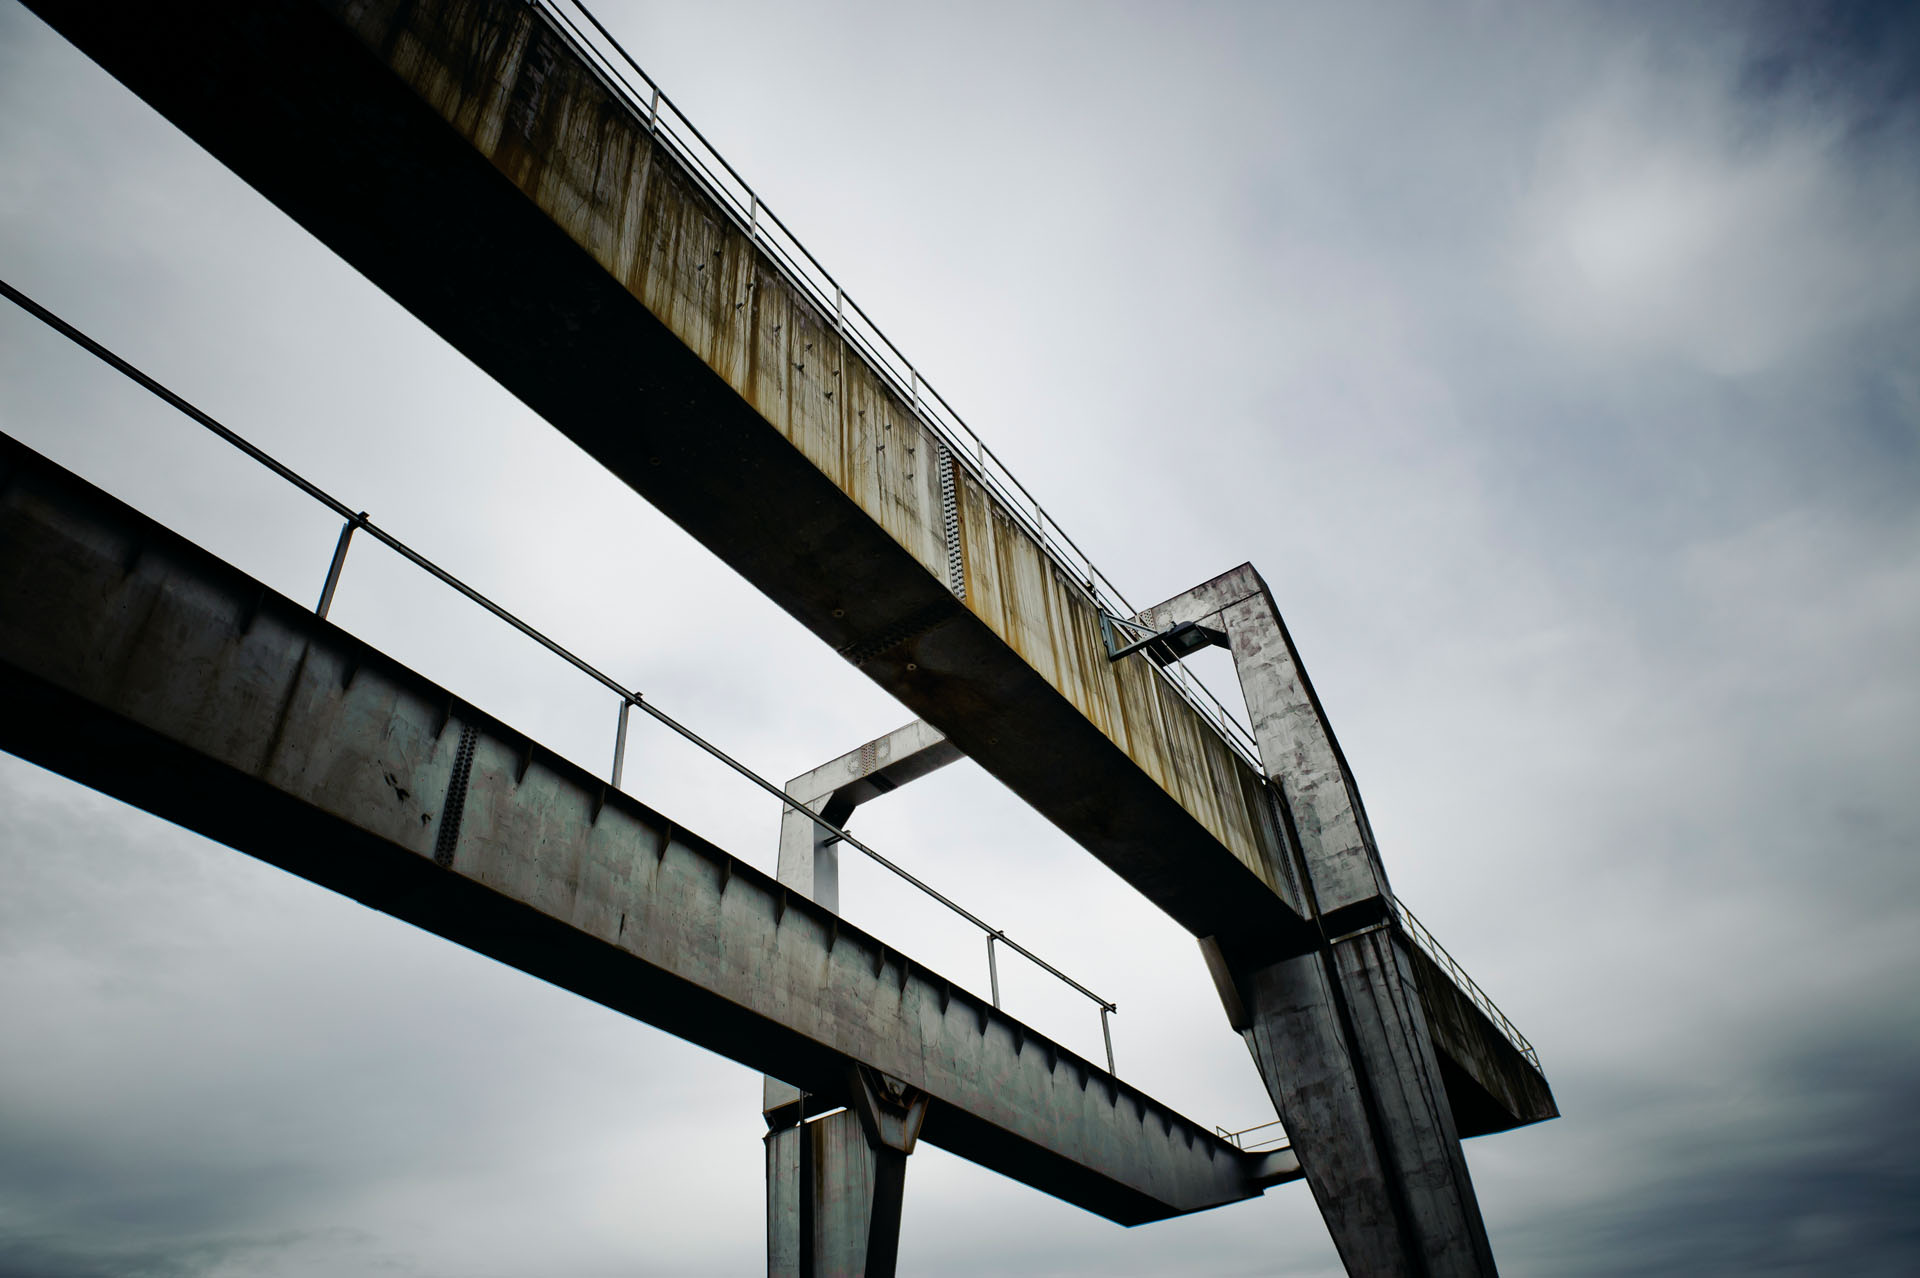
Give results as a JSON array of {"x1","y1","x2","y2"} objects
[
  {"x1": 0, "y1": 431, "x2": 1300, "y2": 1226},
  {"x1": 1140, "y1": 565, "x2": 1502, "y2": 1275},
  {"x1": 788, "y1": 719, "x2": 963, "y2": 827},
  {"x1": 22, "y1": 0, "x2": 1316, "y2": 956}
]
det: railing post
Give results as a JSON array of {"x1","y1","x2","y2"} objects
[
  {"x1": 611, "y1": 697, "x2": 632, "y2": 788},
  {"x1": 986, "y1": 932, "x2": 1000, "y2": 1008},
  {"x1": 315, "y1": 511, "x2": 367, "y2": 620},
  {"x1": 1100, "y1": 1004, "x2": 1116, "y2": 1075}
]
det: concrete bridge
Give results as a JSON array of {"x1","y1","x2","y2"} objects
[{"x1": 14, "y1": 0, "x2": 1557, "y2": 1271}]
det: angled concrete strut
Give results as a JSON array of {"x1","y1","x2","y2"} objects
[{"x1": 1143, "y1": 565, "x2": 1497, "y2": 1276}]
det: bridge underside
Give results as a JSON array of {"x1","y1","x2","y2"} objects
[{"x1": 0, "y1": 431, "x2": 1297, "y2": 1226}]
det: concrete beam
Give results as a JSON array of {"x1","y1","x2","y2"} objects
[
  {"x1": 23, "y1": 0, "x2": 1314, "y2": 957},
  {"x1": 773, "y1": 719, "x2": 961, "y2": 916},
  {"x1": 788, "y1": 719, "x2": 963, "y2": 819},
  {"x1": 0, "y1": 431, "x2": 1298, "y2": 1226}
]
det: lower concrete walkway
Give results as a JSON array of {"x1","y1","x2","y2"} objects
[{"x1": 0, "y1": 430, "x2": 1300, "y2": 1226}]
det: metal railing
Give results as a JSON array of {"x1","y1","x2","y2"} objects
[
  {"x1": 529, "y1": 0, "x2": 1265, "y2": 773},
  {"x1": 1215, "y1": 1118, "x2": 1291, "y2": 1154},
  {"x1": 0, "y1": 276, "x2": 1123, "y2": 1077},
  {"x1": 1389, "y1": 897, "x2": 1541, "y2": 1071}
]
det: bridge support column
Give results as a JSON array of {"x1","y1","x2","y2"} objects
[
  {"x1": 1147, "y1": 566, "x2": 1497, "y2": 1277},
  {"x1": 766, "y1": 1067, "x2": 928, "y2": 1278},
  {"x1": 1230, "y1": 933, "x2": 1494, "y2": 1276}
]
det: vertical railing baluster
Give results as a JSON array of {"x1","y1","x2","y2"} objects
[
  {"x1": 986, "y1": 932, "x2": 1001, "y2": 1007},
  {"x1": 611, "y1": 696, "x2": 632, "y2": 788},
  {"x1": 315, "y1": 511, "x2": 367, "y2": 620},
  {"x1": 1101, "y1": 1004, "x2": 1116, "y2": 1075}
]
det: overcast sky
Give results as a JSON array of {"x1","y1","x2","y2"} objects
[{"x1": 2, "y1": 0, "x2": 1917, "y2": 1274}]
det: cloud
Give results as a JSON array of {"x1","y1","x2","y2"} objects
[{"x1": 1512, "y1": 48, "x2": 1919, "y2": 378}]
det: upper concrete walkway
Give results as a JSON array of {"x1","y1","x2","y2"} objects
[{"x1": 25, "y1": 0, "x2": 1314, "y2": 957}]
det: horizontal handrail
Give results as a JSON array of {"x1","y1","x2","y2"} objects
[
  {"x1": 1388, "y1": 897, "x2": 1541, "y2": 1071},
  {"x1": 1215, "y1": 1118, "x2": 1291, "y2": 1153},
  {"x1": 528, "y1": 0, "x2": 1265, "y2": 773}
]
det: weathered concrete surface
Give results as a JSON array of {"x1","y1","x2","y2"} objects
[
  {"x1": 787, "y1": 719, "x2": 963, "y2": 835},
  {"x1": 23, "y1": 0, "x2": 1314, "y2": 957},
  {"x1": 775, "y1": 719, "x2": 961, "y2": 918},
  {"x1": 1237, "y1": 935, "x2": 1499, "y2": 1278},
  {"x1": 0, "y1": 432, "x2": 1299, "y2": 1225}
]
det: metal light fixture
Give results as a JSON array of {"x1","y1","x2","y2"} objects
[{"x1": 1099, "y1": 613, "x2": 1229, "y2": 667}]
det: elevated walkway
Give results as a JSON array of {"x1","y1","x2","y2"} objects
[{"x1": 0, "y1": 430, "x2": 1303, "y2": 1225}]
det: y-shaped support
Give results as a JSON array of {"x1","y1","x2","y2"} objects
[
  {"x1": 763, "y1": 721, "x2": 959, "y2": 1275},
  {"x1": 1142, "y1": 565, "x2": 1497, "y2": 1277},
  {"x1": 766, "y1": 1066, "x2": 929, "y2": 1278}
]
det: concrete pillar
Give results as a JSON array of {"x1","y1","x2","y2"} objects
[
  {"x1": 766, "y1": 1067, "x2": 928, "y2": 1278},
  {"x1": 1235, "y1": 935, "x2": 1494, "y2": 1276},
  {"x1": 1144, "y1": 566, "x2": 1497, "y2": 1277}
]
